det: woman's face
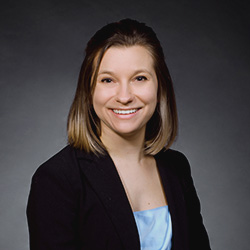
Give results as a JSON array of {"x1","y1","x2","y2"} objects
[{"x1": 93, "y1": 45, "x2": 158, "y2": 138}]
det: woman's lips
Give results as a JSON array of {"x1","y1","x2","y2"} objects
[{"x1": 112, "y1": 108, "x2": 139, "y2": 115}]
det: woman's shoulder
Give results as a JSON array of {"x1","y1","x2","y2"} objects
[
  {"x1": 156, "y1": 148, "x2": 192, "y2": 176},
  {"x1": 31, "y1": 145, "x2": 84, "y2": 188},
  {"x1": 35, "y1": 145, "x2": 76, "y2": 172},
  {"x1": 157, "y1": 148, "x2": 189, "y2": 163}
]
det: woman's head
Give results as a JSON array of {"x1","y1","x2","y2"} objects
[{"x1": 67, "y1": 18, "x2": 178, "y2": 155}]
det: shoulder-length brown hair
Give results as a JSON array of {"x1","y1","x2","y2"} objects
[{"x1": 67, "y1": 19, "x2": 178, "y2": 155}]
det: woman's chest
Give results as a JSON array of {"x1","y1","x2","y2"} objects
[{"x1": 113, "y1": 158, "x2": 168, "y2": 212}]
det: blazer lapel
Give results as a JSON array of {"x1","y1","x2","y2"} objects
[
  {"x1": 76, "y1": 149, "x2": 140, "y2": 250},
  {"x1": 155, "y1": 150, "x2": 189, "y2": 250}
]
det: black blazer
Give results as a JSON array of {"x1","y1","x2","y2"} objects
[{"x1": 27, "y1": 145, "x2": 211, "y2": 250}]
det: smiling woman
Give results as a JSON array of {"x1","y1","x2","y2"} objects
[
  {"x1": 93, "y1": 46, "x2": 158, "y2": 140},
  {"x1": 66, "y1": 19, "x2": 178, "y2": 156},
  {"x1": 27, "y1": 19, "x2": 211, "y2": 250}
]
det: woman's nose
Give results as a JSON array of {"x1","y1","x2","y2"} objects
[{"x1": 115, "y1": 82, "x2": 134, "y2": 104}]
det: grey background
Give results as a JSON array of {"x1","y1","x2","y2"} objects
[{"x1": 1, "y1": 0, "x2": 249, "y2": 249}]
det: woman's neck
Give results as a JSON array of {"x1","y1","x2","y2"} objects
[{"x1": 100, "y1": 129, "x2": 146, "y2": 164}]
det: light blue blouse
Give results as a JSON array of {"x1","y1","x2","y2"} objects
[{"x1": 133, "y1": 205, "x2": 172, "y2": 250}]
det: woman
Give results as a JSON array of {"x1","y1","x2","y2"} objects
[{"x1": 27, "y1": 19, "x2": 211, "y2": 250}]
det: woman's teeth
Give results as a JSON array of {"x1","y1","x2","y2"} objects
[{"x1": 113, "y1": 109, "x2": 138, "y2": 114}]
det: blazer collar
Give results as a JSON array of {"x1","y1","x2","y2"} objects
[
  {"x1": 76, "y1": 148, "x2": 189, "y2": 250},
  {"x1": 76, "y1": 149, "x2": 140, "y2": 250}
]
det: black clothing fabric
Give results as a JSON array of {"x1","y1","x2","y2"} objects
[{"x1": 27, "y1": 145, "x2": 211, "y2": 250}]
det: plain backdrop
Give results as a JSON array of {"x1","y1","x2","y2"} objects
[{"x1": 1, "y1": 0, "x2": 250, "y2": 249}]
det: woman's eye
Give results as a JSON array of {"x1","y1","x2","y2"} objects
[
  {"x1": 136, "y1": 76, "x2": 147, "y2": 81},
  {"x1": 101, "y1": 78, "x2": 113, "y2": 83}
]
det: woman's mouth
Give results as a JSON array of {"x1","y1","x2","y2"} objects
[{"x1": 112, "y1": 108, "x2": 140, "y2": 115}]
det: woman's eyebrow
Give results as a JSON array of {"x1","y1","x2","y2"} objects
[
  {"x1": 133, "y1": 69, "x2": 153, "y2": 76},
  {"x1": 97, "y1": 70, "x2": 115, "y2": 76}
]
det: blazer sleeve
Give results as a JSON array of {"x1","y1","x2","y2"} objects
[
  {"x1": 26, "y1": 158, "x2": 81, "y2": 250},
  {"x1": 177, "y1": 152, "x2": 211, "y2": 250}
]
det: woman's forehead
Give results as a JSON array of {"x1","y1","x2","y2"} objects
[{"x1": 98, "y1": 45, "x2": 155, "y2": 73}]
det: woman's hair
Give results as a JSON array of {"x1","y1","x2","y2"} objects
[{"x1": 67, "y1": 18, "x2": 178, "y2": 155}]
